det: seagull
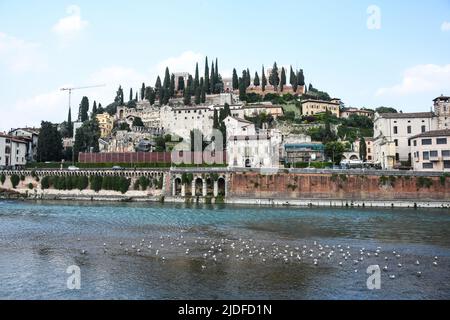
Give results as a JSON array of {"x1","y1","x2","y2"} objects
[
  {"x1": 389, "y1": 275, "x2": 396, "y2": 279},
  {"x1": 398, "y1": 263, "x2": 402, "y2": 268},
  {"x1": 417, "y1": 271, "x2": 422, "y2": 277},
  {"x1": 415, "y1": 260, "x2": 420, "y2": 266},
  {"x1": 433, "y1": 261, "x2": 438, "y2": 266},
  {"x1": 383, "y1": 266, "x2": 388, "y2": 271},
  {"x1": 81, "y1": 250, "x2": 86, "y2": 255}
]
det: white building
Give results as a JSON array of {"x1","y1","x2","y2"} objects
[
  {"x1": 373, "y1": 112, "x2": 437, "y2": 169},
  {"x1": 410, "y1": 129, "x2": 450, "y2": 172},
  {"x1": 224, "y1": 116, "x2": 282, "y2": 169},
  {"x1": 160, "y1": 105, "x2": 215, "y2": 140},
  {"x1": 8, "y1": 128, "x2": 39, "y2": 162},
  {"x1": 0, "y1": 134, "x2": 28, "y2": 169},
  {"x1": 116, "y1": 101, "x2": 161, "y2": 128}
]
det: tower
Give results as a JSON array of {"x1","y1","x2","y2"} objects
[{"x1": 434, "y1": 95, "x2": 450, "y2": 129}]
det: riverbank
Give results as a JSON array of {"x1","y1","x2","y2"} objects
[{"x1": 2, "y1": 188, "x2": 450, "y2": 208}]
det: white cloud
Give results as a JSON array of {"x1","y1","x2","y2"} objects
[
  {"x1": 0, "y1": 32, "x2": 47, "y2": 73},
  {"x1": 376, "y1": 64, "x2": 450, "y2": 97},
  {"x1": 52, "y1": 5, "x2": 88, "y2": 38},
  {"x1": 442, "y1": 21, "x2": 450, "y2": 31},
  {"x1": 3, "y1": 51, "x2": 205, "y2": 131},
  {"x1": 154, "y1": 51, "x2": 204, "y2": 77}
]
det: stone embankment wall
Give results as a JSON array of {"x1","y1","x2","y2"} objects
[{"x1": 228, "y1": 172, "x2": 450, "y2": 201}]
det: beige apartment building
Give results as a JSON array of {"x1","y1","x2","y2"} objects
[
  {"x1": 96, "y1": 113, "x2": 114, "y2": 138},
  {"x1": 410, "y1": 129, "x2": 450, "y2": 172},
  {"x1": 301, "y1": 99, "x2": 341, "y2": 118}
]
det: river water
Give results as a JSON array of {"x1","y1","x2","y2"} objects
[{"x1": 0, "y1": 200, "x2": 449, "y2": 300}]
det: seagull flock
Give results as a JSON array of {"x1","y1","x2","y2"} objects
[{"x1": 77, "y1": 235, "x2": 440, "y2": 279}]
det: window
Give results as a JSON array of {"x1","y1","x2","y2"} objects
[
  {"x1": 437, "y1": 138, "x2": 447, "y2": 145},
  {"x1": 422, "y1": 139, "x2": 432, "y2": 145},
  {"x1": 393, "y1": 126, "x2": 398, "y2": 134},
  {"x1": 407, "y1": 126, "x2": 411, "y2": 134},
  {"x1": 396, "y1": 153, "x2": 400, "y2": 161},
  {"x1": 413, "y1": 140, "x2": 417, "y2": 146},
  {"x1": 421, "y1": 126, "x2": 426, "y2": 133},
  {"x1": 423, "y1": 152, "x2": 430, "y2": 160},
  {"x1": 444, "y1": 161, "x2": 450, "y2": 169},
  {"x1": 430, "y1": 151, "x2": 438, "y2": 158},
  {"x1": 408, "y1": 140, "x2": 411, "y2": 147},
  {"x1": 394, "y1": 139, "x2": 398, "y2": 147},
  {"x1": 422, "y1": 163, "x2": 434, "y2": 169},
  {"x1": 442, "y1": 150, "x2": 450, "y2": 157}
]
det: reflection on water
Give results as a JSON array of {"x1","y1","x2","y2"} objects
[{"x1": 0, "y1": 200, "x2": 449, "y2": 299}]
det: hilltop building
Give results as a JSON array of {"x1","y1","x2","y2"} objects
[
  {"x1": 301, "y1": 99, "x2": 341, "y2": 118},
  {"x1": 409, "y1": 129, "x2": 450, "y2": 172}
]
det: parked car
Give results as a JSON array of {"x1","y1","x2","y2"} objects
[
  {"x1": 112, "y1": 166, "x2": 124, "y2": 170},
  {"x1": 68, "y1": 166, "x2": 80, "y2": 171}
]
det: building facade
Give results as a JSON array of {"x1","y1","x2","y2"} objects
[
  {"x1": 373, "y1": 112, "x2": 437, "y2": 169},
  {"x1": 434, "y1": 95, "x2": 450, "y2": 129},
  {"x1": 96, "y1": 113, "x2": 114, "y2": 138},
  {"x1": 409, "y1": 129, "x2": 450, "y2": 172},
  {"x1": 225, "y1": 117, "x2": 282, "y2": 168},
  {"x1": 8, "y1": 128, "x2": 39, "y2": 162},
  {"x1": 0, "y1": 134, "x2": 28, "y2": 169},
  {"x1": 284, "y1": 143, "x2": 325, "y2": 164},
  {"x1": 341, "y1": 108, "x2": 374, "y2": 119},
  {"x1": 301, "y1": 99, "x2": 341, "y2": 118}
]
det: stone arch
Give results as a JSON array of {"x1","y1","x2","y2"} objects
[
  {"x1": 174, "y1": 177, "x2": 182, "y2": 196},
  {"x1": 194, "y1": 177, "x2": 203, "y2": 196},
  {"x1": 217, "y1": 177, "x2": 226, "y2": 197},
  {"x1": 206, "y1": 177, "x2": 214, "y2": 196}
]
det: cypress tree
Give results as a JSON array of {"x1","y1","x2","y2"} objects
[
  {"x1": 280, "y1": 67, "x2": 286, "y2": 92},
  {"x1": 262, "y1": 66, "x2": 267, "y2": 92},
  {"x1": 155, "y1": 76, "x2": 162, "y2": 91},
  {"x1": 254, "y1": 72, "x2": 260, "y2": 87},
  {"x1": 204, "y1": 57, "x2": 210, "y2": 94},
  {"x1": 215, "y1": 58, "x2": 219, "y2": 92},
  {"x1": 238, "y1": 77, "x2": 246, "y2": 101},
  {"x1": 178, "y1": 76, "x2": 185, "y2": 92},
  {"x1": 200, "y1": 78, "x2": 206, "y2": 103},
  {"x1": 183, "y1": 83, "x2": 191, "y2": 105},
  {"x1": 297, "y1": 69, "x2": 305, "y2": 86},
  {"x1": 170, "y1": 74, "x2": 175, "y2": 98},
  {"x1": 194, "y1": 63, "x2": 200, "y2": 92},
  {"x1": 92, "y1": 101, "x2": 97, "y2": 115},
  {"x1": 67, "y1": 108, "x2": 73, "y2": 137},
  {"x1": 210, "y1": 61, "x2": 215, "y2": 94},
  {"x1": 232, "y1": 69, "x2": 239, "y2": 90},
  {"x1": 246, "y1": 68, "x2": 251, "y2": 88},
  {"x1": 213, "y1": 109, "x2": 219, "y2": 129},
  {"x1": 269, "y1": 62, "x2": 280, "y2": 91},
  {"x1": 129, "y1": 88, "x2": 133, "y2": 102},
  {"x1": 141, "y1": 83, "x2": 145, "y2": 100},
  {"x1": 78, "y1": 96, "x2": 89, "y2": 122}
]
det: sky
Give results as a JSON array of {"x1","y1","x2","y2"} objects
[{"x1": 0, "y1": 0, "x2": 449, "y2": 131}]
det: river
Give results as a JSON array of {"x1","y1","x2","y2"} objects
[{"x1": 0, "y1": 200, "x2": 449, "y2": 299}]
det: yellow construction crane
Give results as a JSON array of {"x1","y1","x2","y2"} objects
[{"x1": 60, "y1": 84, "x2": 106, "y2": 111}]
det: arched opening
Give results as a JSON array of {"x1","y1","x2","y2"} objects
[
  {"x1": 119, "y1": 109, "x2": 124, "y2": 119},
  {"x1": 245, "y1": 159, "x2": 251, "y2": 168},
  {"x1": 195, "y1": 178, "x2": 203, "y2": 196},
  {"x1": 350, "y1": 155, "x2": 359, "y2": 161},
  {"x1": 206, "y1": 178, "x2": 214, "y2": 196},
  {"x1": 174, "y1": 177, "x2": 182, "y2": 196},
  {"x1": 218, "y1": 177, "x2": 226, "y2": 196}
]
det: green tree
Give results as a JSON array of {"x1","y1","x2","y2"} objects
[
  {"x1": 238, "y1": 77, "x2": 246, "y2": 101},
  {"x1": 376, "y1": 106, "x2": 398, "y2": 114},
  {"x1": 269, "y1": 62, "x2": 280, "y2": 91},
  {"x1": 200, "y1": 78, "x2": 206, "y2": 103},
  {"x1": 213, "y1": 109, "x2": 219, "y2": 129},
  {"x1": 359, "y1": 137, "x2": 367, "y2": 162},
  {"x1": 183, "y1": 83, "x2": 191, "y2": 105},
  {"x1": 145, "y1": 87, "x2": 156, "y2": 105},
  {"x1": 141, "y1": 83, "x2": 146, "y2": 100},
  {"x1": 204, "y1": 57, "x2": 210, "y2": 94},
  {"x1": 129, "y1": 88, "x2": 133, "y2": 102},
  {"x1": 37, "y1": 121, "x2": 63, "y2": 162},
  {"x1": 10, "y1": 175, "x2": 20, "y2": 189},
  {"x1": 67, "y1": 107, "x2": 73, "y2": 138},
  {"x1": 280, "y1": 67, "x2": 286, "y2": 92},
  {"x1": 92, "y1": 101, "x2": 97, "y2": 116},
  {"x1": 210, "y1": 61, "x2": 215, "y2": 93},
  {"x1": 177, "y1": 76, "x2": 185, "y2": 92},
  {"x1": 325, "y1": 141, "x2": 348, "y2": 165},
  {"x1": 114, "y1": 86, "x2": 124, "y2": 105},
  {"x1": 232, "y1": 69, "x2": 239, "y2": 90},
  {"x1": 261, "y1": 66, "x2": 267, "y2": 92},
  {"x1": 254, "y1": 72, "x2": 260, "y2": 87},
  {"x1": 194, "y1": 63, "x2": 200, "y2": 92},
  {"x1": 246, "y1": 68, "x2": 251, "y2": 88},
  {"x1": 155, "y1": 76, "x2": 162, "y2": 91},
  {"x1": 297, "y1": 69, "x2": 305, "y2": 86},
  {"x1": 195, "y1": 86, "x2": 201, "y2": 105},
  {"x1": 78, "y1": 96, "x2": 89, "y2": 122},
  {"x1": 73, "y1": 119, "x2": 100, "y2": 161},
  {"x1": 170, "y1": 74, "x2": 176, "y2": 98}
]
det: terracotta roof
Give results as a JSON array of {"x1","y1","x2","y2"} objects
[
  {"x1": 409, "y1": 129, "x2": 450, "y2": 140},
  {"x1": 378, "y1": 112, "x2": 434, "y2": 119},
  {"x1": 301, "y1": 99, "x2": 340, "y2": 105}
]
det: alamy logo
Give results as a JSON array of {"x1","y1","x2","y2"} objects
[
  {"x1": 66, "y1": 265, "x2": 81, "y2": 290},
  {"x1": 367, "y1": 5, "x2": 381, "y2": 30},
  {"x1": 366, "y1": 265, "x2": 381, "y2": 290}
]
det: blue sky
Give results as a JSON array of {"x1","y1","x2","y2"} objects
[{"x1": 0, "y1": 0, "x2": 449, "y2": 131}]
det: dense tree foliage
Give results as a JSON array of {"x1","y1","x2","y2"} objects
[{"x1": 37, "y1": 121, "x2": 63, "y2": 162}]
